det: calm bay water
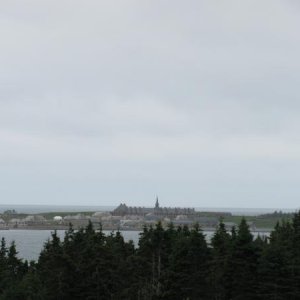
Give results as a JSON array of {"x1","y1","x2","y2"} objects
[{"x1": 0, "y1": 229, "x2": 270, "y2": 261}]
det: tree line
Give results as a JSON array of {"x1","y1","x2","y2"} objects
[{"x1": 1, "y1": 213, "x2": 300, "y2": 299}]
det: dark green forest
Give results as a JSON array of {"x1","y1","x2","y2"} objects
[{"x1": 1, "y1": 213, "x2": 300, "y2": 299}]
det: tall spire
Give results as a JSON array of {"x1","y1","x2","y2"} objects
[{"x1": 155, "y1": 196, "x2": 159, "y2": 209}]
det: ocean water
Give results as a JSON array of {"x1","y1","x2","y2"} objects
[
  {"x1": 0, "y1": 230, "x2": 141, "y2": 261},
  {"x1": 0, "y1": 229, "x2": 270, "y2": 261}
]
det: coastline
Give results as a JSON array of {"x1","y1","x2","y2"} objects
[{"x1": 0, "y1": 226, "x2": 273, "y2": 233}]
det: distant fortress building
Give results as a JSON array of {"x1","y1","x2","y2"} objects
[{"x1": 112, "y1": 197, "x2": 196, "y2": 217}]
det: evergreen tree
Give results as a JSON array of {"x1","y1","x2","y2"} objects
[
  {"x1": 210, "y1": 220, "x2": 232, "y2": 300},
  {"x1": 134, "y1": 223, "x2": 164, "y2": 299},
  {"x1": 257, "y1": 220, "x2": 294, "y2": 299},
  {"x1": 230, "y1": 218, "x2": 258, "y2": 300},
  {"x1": 0, "y1": 241, "x2": 30, "y2": 300},
  {"x1": 164, "y1": 224, "x2": 210, "y2": 300},
  {"x1": 37, "y1": 231, "x2": 66, "y2": 300}
]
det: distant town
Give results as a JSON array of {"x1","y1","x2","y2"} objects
[{"x1": 0, "y1": 198, "x2": 293, "y2": 231}]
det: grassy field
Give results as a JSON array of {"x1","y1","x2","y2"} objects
[{"x1": 222, "y1": 213, "x2": 293, "y2": 229}]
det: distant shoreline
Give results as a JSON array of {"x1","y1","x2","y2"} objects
[
  {"x1": 0, "y1": 204, "x2": 298, "y2": 216},
  {"x1": 0, "y1": 226, "x2": 273, "y2": 233}
]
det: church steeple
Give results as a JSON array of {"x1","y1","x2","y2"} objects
[{"x1": 155, "y1": 196, "x2": 159, "y2": 209}]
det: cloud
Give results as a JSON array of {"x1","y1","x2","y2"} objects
[{"x1": 1, "y1": 0, "x2": 300, "y2": 207}]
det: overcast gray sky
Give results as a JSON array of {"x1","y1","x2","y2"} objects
[{"x1": 1, "y1": 0, "x2": 300, "y2": 208}]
